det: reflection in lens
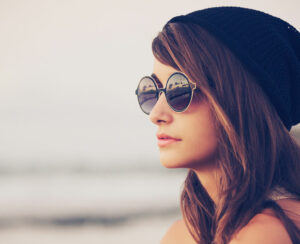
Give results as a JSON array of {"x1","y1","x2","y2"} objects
[
  {"x1": 166, "y1": 73, "x2": 192, "y2": 111},
  {"x1": 137, "y1": 77, "x2": 158, "y2": 114}
]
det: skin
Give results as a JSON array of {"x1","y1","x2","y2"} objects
[{"x1": 148, "y1": 58, "x2": 298, "y2": 244}]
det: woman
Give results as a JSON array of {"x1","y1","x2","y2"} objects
[{"x1": 135, "y1": 6, "x2": 300, "y2": 244}]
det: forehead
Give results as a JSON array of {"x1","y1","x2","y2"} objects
[{"x1": 152, "y1": 58, "x2": 179, "y2": 85}]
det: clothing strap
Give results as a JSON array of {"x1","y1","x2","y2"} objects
[{"x1": 267, "y1": 187, "x2": 298, "y2": 201}]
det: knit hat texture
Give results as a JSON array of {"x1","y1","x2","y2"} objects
[{"x1": 166, "y1": 6, "x2": 300, "y2": 131}]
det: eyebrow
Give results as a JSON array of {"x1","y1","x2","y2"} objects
[{"x1": 151, "y1": 73, "x2": 163, "y2": 88}]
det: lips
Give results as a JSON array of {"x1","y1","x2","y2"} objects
[
  {"x1": 156, "y1": 133, "x2": 181, "y2": 147},
  {"x1": 156, "y1": 133, "x2": 180, "y2": 140}
]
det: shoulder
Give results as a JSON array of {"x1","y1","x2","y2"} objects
[
  {"x1": 160, "y1": 219, "x2": 197, "y2": 244},
  {"x1": 229, "y1": 209, "x2": 292, "y2": 244},
  {"x1": 160, "y1": 202, "x2": 298, "y2": 244}
]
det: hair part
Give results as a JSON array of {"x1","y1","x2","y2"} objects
[{"x1": 152, "y1": 23, "x2": 300, "y2": 244}]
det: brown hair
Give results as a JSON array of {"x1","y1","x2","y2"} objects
[{"x1": 152, "y1": 23, "x2": 300, "y2": 244}]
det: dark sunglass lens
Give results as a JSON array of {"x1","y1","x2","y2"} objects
[
  {"x1": 166, "y1": 73, "x2": 192, "y2": 111},
  {"x1": 137, "y1": 77, "x2": 158, "y2": 114}
]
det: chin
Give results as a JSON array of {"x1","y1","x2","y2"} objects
[
  {"x1": 159, "y1": 154, "x2": 189, "y2": 169},
  {"x1": 159, "y1": 151, "x2": 219, "y2": 170},
  {"x1": 160, "y1": 161, "x2": 181, "y2": 169}
]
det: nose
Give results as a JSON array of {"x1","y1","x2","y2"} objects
[{"x1": 149, "y1": 92, "x2": 173, "y2": 125}]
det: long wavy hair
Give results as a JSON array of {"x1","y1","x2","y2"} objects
[{"x1": 152, "y1": 22, "x2": 300, "y2": 244}]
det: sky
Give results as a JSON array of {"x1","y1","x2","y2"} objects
[{"x1": 0, "y1": 0, "x2": 299, "y2": 168}]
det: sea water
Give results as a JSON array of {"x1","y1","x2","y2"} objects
[{"x1": 0, "y1": 162, "x2": 186, "y2": 244}]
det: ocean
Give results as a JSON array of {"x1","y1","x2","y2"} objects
[{"x1": 0, "y1": 163, "x2": 186, "y2": 244}]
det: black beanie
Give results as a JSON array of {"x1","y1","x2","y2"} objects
[{"x1": 166, "y1": 6, "x2": 300, "y2": 131}]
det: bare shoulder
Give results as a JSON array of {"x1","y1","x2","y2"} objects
[
  {"x1": 160, "y1": 219, "x2": 197, "y2": 244},
  {"x1": 229, "y1": 209, "x2": 292, "y2": 244}
]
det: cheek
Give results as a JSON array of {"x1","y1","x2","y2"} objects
[
  {"x1": 159, "y1": 115, "x2": 219, "y2": 169},
  {"x1": 187, "y1": 126, "x2": 219, "y2": 167},
  {"x1": 183, "y1": 116, "x2": 218, "y2": 164}
]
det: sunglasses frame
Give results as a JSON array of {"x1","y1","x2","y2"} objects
[{"x1": 135, "y1": 72, "x2": 198, "y2": 115}]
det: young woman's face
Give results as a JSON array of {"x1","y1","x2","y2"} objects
[{"x1": 149, "y1": 58, "x2": 219, "y2": 170}]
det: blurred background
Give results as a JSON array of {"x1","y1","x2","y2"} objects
[{"x1": 0, "y1": 0, "x2": 299, "y2": 243}]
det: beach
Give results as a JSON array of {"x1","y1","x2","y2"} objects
[{"x1": 0, "y1": 167, "x2": 185, "y2": 244}]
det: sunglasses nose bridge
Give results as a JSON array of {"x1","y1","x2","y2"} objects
[
  {"x1": 156, "y1": 88, "x2": 169, "y2": 108},
  {"x1": 158, "y1": 87, "x2": 167, "y2": 95}
]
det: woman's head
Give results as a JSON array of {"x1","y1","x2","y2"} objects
[
  {"x1": 151, "y1": 21, "x2": 287, "y2": 175},
  {"x1": 148, "y1": 7, "x2": 300, "y2": 244}
]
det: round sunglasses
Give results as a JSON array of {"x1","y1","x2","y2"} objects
[{"x1": 135, "y1": 72, "x2": 199, "y2": 115}]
